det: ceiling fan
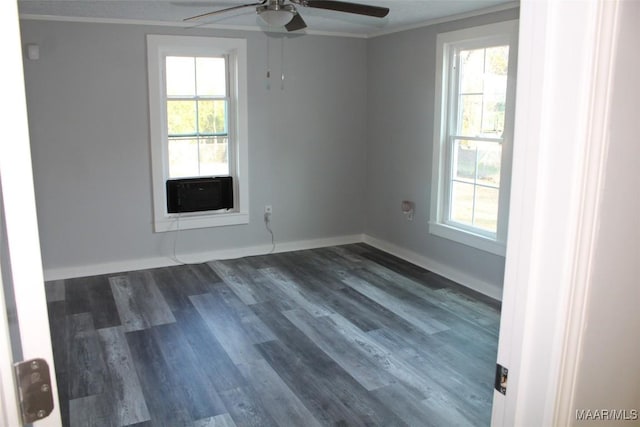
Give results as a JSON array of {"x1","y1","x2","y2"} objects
[{"x1": 183, "y1": 0, "x2": 390, "y2": 32}]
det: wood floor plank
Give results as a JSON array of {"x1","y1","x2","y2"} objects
[
  {"x1": 67, "y1": 313, "x2": 106, "y2": 399},
  {"x1": 352, "y1": 267, "x2": 463, "y2": 321},
  {"x1": 109, "y1": 276, "x2": 150, "y2": 331},
  {"x1": 172, "y1": 308, "x2": 247, "y2": 393},
  {"x1": 151, "y1": 267, "x2": 195, "y2": 312},
  {"x1": 109, "y1": 272, "x2": 175, "y2": 332},
  {"x1": 343, "y1": 244, "x2": 447, "y2": 290},
  {"x1": 186, "y1": 263, "x2": 225, "y2": 292},
  {"x1": 189, "y1": 293, "x2": 264, "y2": 364},
  {"x1": 358, "y1": 260, "x2": 500, "y2": 332},
  {"x1": 258, "y1": 267, "x2": 333, "y2": 317},
  {"x1": 47, "y1": 300, "x2": 70, "y2": 426},
  {"x1": 404, "y1": 350, "x2": 494, "y2": 419},
  {"x1": 85, "y1": 275, "x2": 121, "y2": 329},
  {"x1": 348, "y1": 243, "x2": 501, "y2": 311},
  {"x1": 373, "y1": 382, "x2": 478, "y2": 427},
  {"x1": 269, "y1": 251, "x2": 347, "y2": 289},
  {"x1": 330, "y1": 285, "x2": 411, "y2": 333},
  {"x1": 255, "y1": 338, "x2": 370, "y2": 427},
  {"x1": 64, "y1": 276, "x2": 120, "y2": 329},
  {"x1": 208, "y1": 259, "x2": 295, "y2": 313},
  {"x1": 125, "y1": 328, "x2": 193, "y2": 427},
  {"x1": 69, "y1": 394, "x2": 117, "y2": 427},
  {"x1": 47, "y1": 301, "x2": 68, "y2": 375},
  {"x1": 236, "y1": 358, "x2": 323, "y2": 427},
  {"x1": 252, "y1": 302, "x2": 408, "y2": 426},
  {"x1": 324, "y1": 312, "x2": 453, "y2": 402},
  {"x1": 208, "y1": 260, "x2": 260, "y2": 305},
  {"x1": 213, "y1": 283, "x2": 277, "y2": 344},
  {"x1": 217, "y1": 386, "x2": 279, "y2": 427},
  {"x1": 282, "y1": 309, "x2": 396, "y2": 391},
  {"x1": 65, "y1": 277, "x2": 92, "y2": 315},
  {"x1": 96, "y1": 326, "x2": 151, "y2": 426},
  {"x1": 341, "y1": 270, "x2": 451, "y2": 334},
  {"x1": 166, "y1": 264, "x2": 211, "y2": 296},
  {"x1": 45, "y1": 279, "x2": 65, "y2": 302},
  {"x1": 151, "y1": 322, "x2": 228, "y2": 420},
  {"x1": 193, "y1": 413, "x2": 238, "y2": 427},
  {"x1": 365, "y1": 323, "x2": 496, "y2": 419}
]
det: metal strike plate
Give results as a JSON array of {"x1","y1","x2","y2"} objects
[
  {"x1": 495, "y1": 363, "x2": 508, "y2": 395},
  {"x1": 14, "y1": 358, "x2": 54, "y2": 424}
]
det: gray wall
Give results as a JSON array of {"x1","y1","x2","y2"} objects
[
  {"x1": 20, "y1": 21, "x2": 367, "y2": 274},
  {"x1": 365, "y1": 8, "x2": 519, "y2": 289}
]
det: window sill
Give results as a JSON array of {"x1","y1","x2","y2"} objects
[
  {"x1": 154, "y1": 211, "x2": 249, "y2": 233},
  {"x1": 428, "y1": 221, "x2": 506, "y2": 256}
]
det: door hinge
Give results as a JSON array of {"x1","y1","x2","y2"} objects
[
  {"x1": 14, "y1": 358, "x2": 54, "y2": 424},
  {"x1": 495, "y1": 363, "x2": 508, "y2": 395}
]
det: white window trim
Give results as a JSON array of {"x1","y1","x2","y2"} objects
[
  {"x1": 147, "y1": 34, "x2": 249, "y2": 232},
  {"x1": 429, "y1": 20, "x2": 518, "y2": 256}
]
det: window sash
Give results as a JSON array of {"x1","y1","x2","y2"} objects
[
  {"x1": 164, "y1": 55, "x2": 232, "y2": 174},
  {"x1": 443, "y1": 43, "x2": 509, "y2": 238},
  {"x1": 444, "y1": 137, "x2": 502, "y2": 238}
]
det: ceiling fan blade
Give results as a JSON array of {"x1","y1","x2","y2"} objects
[
  {"x1": 184, "y1": 1, "x2": 266, "y2": 21},
  {"x1": 303, "y1": 0, "x2": 389, "y2": 18},
  {"x1": 285, "y1": 13, "x2": 307, "y2": 31}
]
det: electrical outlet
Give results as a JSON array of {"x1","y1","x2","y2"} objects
[{"x1": 264, "y1": 205, "x2": 272, "y2": 214}]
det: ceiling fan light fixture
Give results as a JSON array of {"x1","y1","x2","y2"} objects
[{"x1": 258, "y1": 8, "x2": 294, "y2": 27}]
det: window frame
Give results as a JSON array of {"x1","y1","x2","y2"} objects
[
  {"x1": 429, "y1": 20, "x2": 518, "y2": 256},
  {"x1": 147, "y1": 35, "x2": 249, "y2": 232}
]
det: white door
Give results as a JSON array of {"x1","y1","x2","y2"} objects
[{"x1": 0, "y1": 1, "x2": 62, "y2": 426}]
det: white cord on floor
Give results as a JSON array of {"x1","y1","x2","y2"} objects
[
  {"x1": 170, "y1": 213, "x2": 188, "y2": 265},
  {"x1": 264, "y1": 213, "x2": 276, "y2": 254}
]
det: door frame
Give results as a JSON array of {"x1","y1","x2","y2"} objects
[
  {"x1": 492, "y1": 0, "x2": 621, "y2": 425},
  {"x1": 0, "y1": 0, "x2": 62, "y2": 426}
]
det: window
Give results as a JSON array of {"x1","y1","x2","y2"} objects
[
  {"x1": 430, "y1": 21, "x2": 518, "y2": 255},
  {"x1": 166, "y1": 56, "x2": 229, "y2": 178},
  {"x1": 147, "y1": 35, "x2": 249, "y2": 232}
]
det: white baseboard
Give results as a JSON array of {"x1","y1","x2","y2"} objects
[
  {"x1": 44, "y1": 232, "x2": 502, "y2": 302},
  {"x1": 43, "y1": 233, "x2": 364, "y2": 281},
  {"x1": 362, "y1": 234, "x2": 503, "y2": 301}
]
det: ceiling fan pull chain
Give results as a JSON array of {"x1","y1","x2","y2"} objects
[
  {"x1": 280, "y1": 37, "x2": 285, "y2": 90},
  {"x1": 266, "y1": 35, "x2": 272, "y2": 90}
]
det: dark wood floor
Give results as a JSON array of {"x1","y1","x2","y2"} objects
[{"x1": 46, "y1": 243, "x2": 501, "y2": 427}]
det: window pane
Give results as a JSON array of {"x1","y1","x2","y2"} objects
[
  {"x1": 477, "y1": 140, "x2": 502, "y2": 186},
  {"x1": 199, "y1": 137, "x2": 229, "y2": 176},
  {"x1": 460, "y1": 48, "x2": 484, "y2": 93},
  {"x1": 474, "y1": 186, "x2": 499, "y2": 232},
  {"x1": 166, "y1": 57, "x2": 195, "y2": 96},
  {"x1": 486, "y1": 46, "x2": 509, "y2": 76},
  {"x1": 481, "y1": 94, "x2": 506, "y2": 136},
  {"x1": 482, "y1": 46, "x2": 509, "y2": 137},
  {"x1": 459, "y1": 94, "x2": 482, "y2": 136},
  {"x1": 196, "y1": 57, "x2": 226, "y2": 96},
  {"x1": 168, "y1": 138, "x2": 199, "y2": 178},
  {"x1": 451, "y1": 182, "x2": 474, "y2": 226},
  {"x1": 453, "y1": 140, "x2": 476, "y2": 182},
  {"x1": 198, "y1": 100, "x2": 227, "y2": 134},
  {"x1": 167, "y1": 100, "x2": 197, "y2": 135}
]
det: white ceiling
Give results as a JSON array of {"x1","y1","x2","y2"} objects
[{"x1": 18, "y1": 0, "x2": 518, "y2": 37}]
